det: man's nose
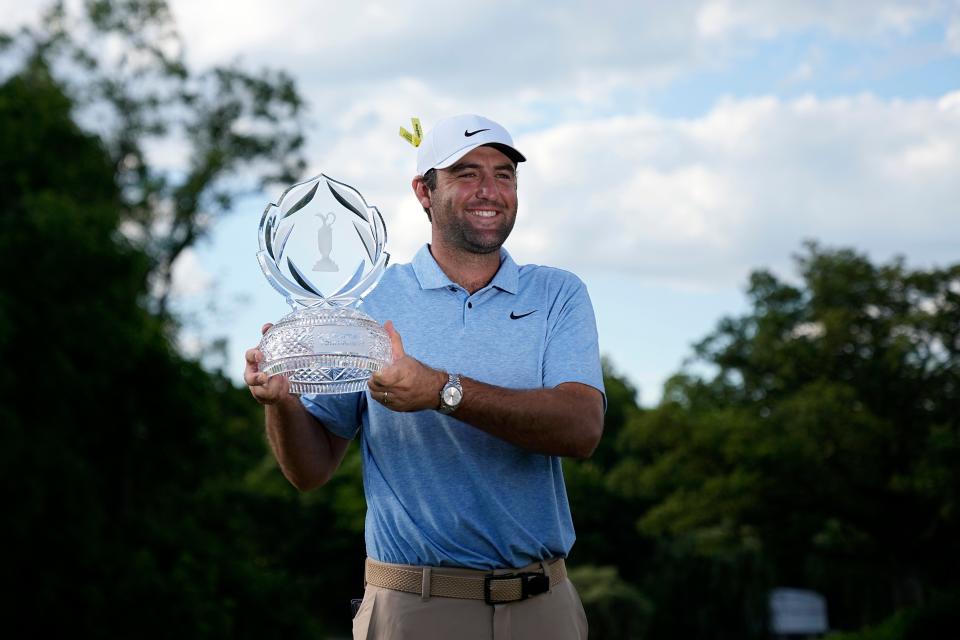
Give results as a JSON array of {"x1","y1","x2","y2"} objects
[{"x1": 475, "y1": 173, "x2": 497, "y2": 199}]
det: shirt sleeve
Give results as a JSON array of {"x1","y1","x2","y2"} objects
[
  {"x1": 542, "y1": 275, "x2": 607, "y2": 409},
  {"x1": 300, "y1": 391, "x2": 365, "y2": 439}
]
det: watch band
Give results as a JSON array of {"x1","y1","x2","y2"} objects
[{"x1": 439, "y1": 372, "x2": 463, "y2": 415}]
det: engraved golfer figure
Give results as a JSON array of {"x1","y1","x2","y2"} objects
[{"x1": 313, "y1": 212, "x2": 338, "y2": 272}]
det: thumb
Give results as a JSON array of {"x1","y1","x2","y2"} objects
[{"x1": 384, "y1": 320, "x2": 405, "y2": 362}]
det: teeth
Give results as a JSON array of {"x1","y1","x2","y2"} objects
[{"x1": 470, "y1": 210, "x2": 496, "y2": 218}]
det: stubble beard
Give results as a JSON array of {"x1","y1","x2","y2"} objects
[{"x1": 431, "y1": 196, "x2": 516, "y2": 255}]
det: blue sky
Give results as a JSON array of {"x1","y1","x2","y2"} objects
[{"x1": 8, "y1": 0, "x2": 958, "y2": 404}]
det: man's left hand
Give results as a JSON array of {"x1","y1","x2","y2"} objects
[{"x1": 368, "y1": 321, "x2": 446, "y2": 412}]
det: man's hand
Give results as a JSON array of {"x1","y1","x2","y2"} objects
[
  {"x1": 368, "y1": 321, "x2": 446, "y2": 412},
  {"x1": 244, "y1": 324, "x2": 351, "y2": 491},
  {"x1": 244, "y1": 323, "x2": 291, "y2": 405}
]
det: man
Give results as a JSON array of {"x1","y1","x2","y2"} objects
[{"x1": 244, "y1": 114, "x2": 605, "y2": 639}]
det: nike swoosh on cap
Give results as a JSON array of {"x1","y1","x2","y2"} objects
[{"x1": 464, "y1": 128, "x2": 491, "y2": 137}]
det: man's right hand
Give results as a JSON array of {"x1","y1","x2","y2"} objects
[
  {"x1": 244, "y1": 323, "x2": 291, "y2": 405},
  {"x1": 243, "y1": 323, "x2": 349, "y2": 491}
]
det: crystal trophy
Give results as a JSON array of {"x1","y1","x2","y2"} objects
[{"x1": 257, "y1": 174, "x2": 391, "y2": 394}]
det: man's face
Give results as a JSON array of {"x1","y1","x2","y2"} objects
[{"x1": 424, "y1": 145, "x2": 519, "y2": 255}]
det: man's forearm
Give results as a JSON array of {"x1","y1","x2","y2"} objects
[
  {"x1": 453, "y1": 378, "x2": 604, "y2": 459},
  {"x1": 265, "y1": 395, "x2": 349, "y2": 491},
  {"x1": 366, "y1": 324, "x2": 603, "y2": 459}
]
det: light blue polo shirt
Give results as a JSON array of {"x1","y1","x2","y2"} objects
[{"x1": 301, "y1": 244, "x2": 605, "y2": 570}]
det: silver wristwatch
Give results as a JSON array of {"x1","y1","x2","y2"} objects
[{"x1": 438, "y1": 373, "x2": 463, "y2": 415}]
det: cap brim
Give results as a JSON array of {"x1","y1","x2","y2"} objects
[
  {"x1": 433, "y1": 142, "x2": 526, "y2": 172},
  {"x1": 487, "y1": 143, "x2": 526, "y2": 165}
]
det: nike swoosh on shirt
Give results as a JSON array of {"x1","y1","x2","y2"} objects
[
  {"x1": 464, "y1": 128, "x2": 490, "y2": 137},
  {"x1": 510, "y1": 310, "x2": 537, "y2": 320}
]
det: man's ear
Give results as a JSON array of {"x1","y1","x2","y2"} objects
[{"x1": 412, "y1": 176, "x2": 432, "y2": 210}]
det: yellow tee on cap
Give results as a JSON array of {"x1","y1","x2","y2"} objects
[{"x1": 399, "y1": 117, "x2": 422, "y2": 147}]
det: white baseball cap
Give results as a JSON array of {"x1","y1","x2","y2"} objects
[{"x1": 416, "y1": 114, "x2": 526, "y2": 176}]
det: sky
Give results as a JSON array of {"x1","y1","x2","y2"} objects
[{"x1": 9, "y1": 0, "x2": 960, "y2": 405}]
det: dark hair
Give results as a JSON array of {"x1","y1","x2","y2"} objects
[
  {"x1": 421, "y1": 169, "x2": 437, "y2": 220},
  {"x1": 422, "y1": 168, "x2": 438, "y2": 191}
]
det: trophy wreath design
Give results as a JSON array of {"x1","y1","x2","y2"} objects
[{"x1": 256, "y1": 174, "x2": 391, "y2": 395}]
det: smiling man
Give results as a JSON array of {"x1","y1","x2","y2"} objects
[{"x1": 245, "y1": 114, "x2": 605, "y2": 639}]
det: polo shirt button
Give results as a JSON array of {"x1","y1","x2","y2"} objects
[{"x1": 467, "y1": 302, "x2": 473, "y2": 309}]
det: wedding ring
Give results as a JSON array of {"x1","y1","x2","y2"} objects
[{"x1": 383, "y1": 391, "x2": 389, "y2": 404}]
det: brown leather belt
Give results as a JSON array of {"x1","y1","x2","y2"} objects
[{"x1": 364, "y1": 557, "x2": 567, "y2": 605}]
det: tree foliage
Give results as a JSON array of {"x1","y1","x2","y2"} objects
[
  {"x1": 592, "y1": 242, "x2": 960, "y2": 635},
  {"x1": 0, "y1": 56, "x2": 326, "y2": 639}
]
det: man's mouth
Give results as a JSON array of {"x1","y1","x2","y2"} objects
[{"x1": 468, "y1": 209, "x2": 498, "y2": 218}]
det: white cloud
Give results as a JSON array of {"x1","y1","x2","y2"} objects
[
  {"x1": 512, "y1": 91, "x2": 960, "y2": 287},
  {"x1": 160, "y1": 0, "x2": 946, "y2": 117},
  {"x1": 3, "y1": 1, "x2": 949, "y2": 109},
  {"x1": 696, "y1": 0, "x2": 940, "y2": 40},
  {"x1": 0, "y1": 0, "x2": 45, "y2": 31},
  {"x1": 939, "y1": 89, "x2": 960, "y2": 111},
  {"x1": 170, "y1": 248, "x2": 213, "y2": 296},
  {"x1": 900, "y1": 139, "x2": 956, "y2": 171},
  {"x1": 246, "y1": 87, "x2": 960, "y2": 292}
]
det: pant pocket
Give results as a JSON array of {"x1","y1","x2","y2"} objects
[{"x1": 352, "y1": 587, "x2": 378, "y2": 640}]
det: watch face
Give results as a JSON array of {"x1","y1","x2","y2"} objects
[{"x1": 443, "y1": 386, "x2": 462, "y2": 406}]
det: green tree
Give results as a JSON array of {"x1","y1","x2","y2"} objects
[
  {"x1": 0, "y1": 57, "x2": 329, "y2": 639},
  {"x1": 564, "y1": 359, "x2": 651, "y2": 571},
  {"x1": 611, "y1": 243, "x2": 960, "y2": 633},
  {"x1": 567, "y1": 564, "x2": 652, "y2": 640}
]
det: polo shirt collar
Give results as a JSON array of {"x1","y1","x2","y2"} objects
[{"x1": 411, "y1": 244, "x2": 519, "y2": 294}]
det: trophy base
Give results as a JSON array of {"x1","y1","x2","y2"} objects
[{"x1": 258, "y1": 306, "x2": 391, "y2": 395}]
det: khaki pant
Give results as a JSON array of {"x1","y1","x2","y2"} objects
[{"x1": 352, "y1": 563, "x2": 588, "y2": 640}]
